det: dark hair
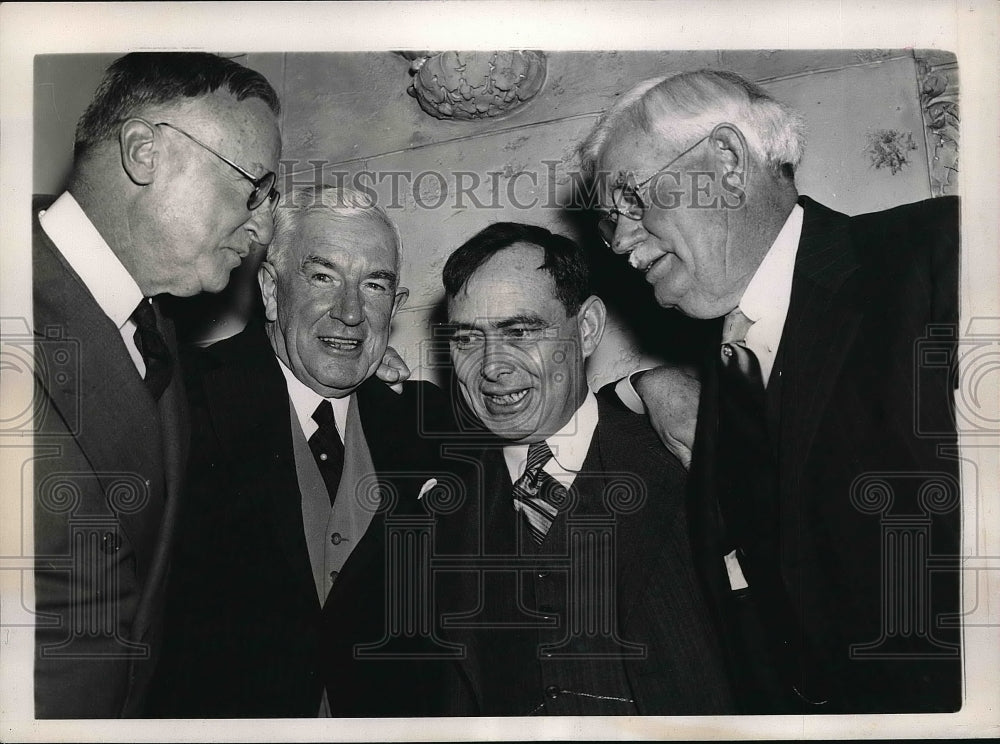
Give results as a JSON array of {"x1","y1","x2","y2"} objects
[
  {"x1": 74, "y1": 52, "x2": 281, "y2": 159},
  {"x1": 443, "y1": 222, "x2": 591, "y2": 315}
]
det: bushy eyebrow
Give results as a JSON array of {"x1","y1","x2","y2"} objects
[
  {"x1": 446, "y1": 313, "x2": 549, "y2": 334},
  {"x1": 494, "y1": 314, "x2": 548, "y2": 329},
  {"x1": 300, "y1": 255, "x2": 397, "y2": 285},
  {"x1": 367, "y1": 269, "x2": 398, "y2": 285}
]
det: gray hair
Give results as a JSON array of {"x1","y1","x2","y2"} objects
[
  {"x1": 578, "y1": 69, "x2": 806, "y2": 178},
  {"x1": 267, "y1": 184, "x2": 402, "y2": 274}
]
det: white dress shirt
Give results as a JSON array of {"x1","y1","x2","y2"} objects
[
  {"x1": 503, "y1": 390, "x2": 599, "y2": 492},
  {"x1": 617, "y1": 203, "x2": 805, "y2": 410},
  {"x1": 276, "y1": 358, "x2": 350, "y2": 443},
  {"x1": 737, "y1": 203, "x2": 804, "y2": 386},
  {"x1": 38, "y1": 191, "x2": 146, "y2": 375}
]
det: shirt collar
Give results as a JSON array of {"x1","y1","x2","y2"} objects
[
  {"x1": 38, "y1": 191, "x2": 144, "y2": 330},
  {"x1": 738, "y1": 203, "x2": 804, "y2": 383},
  {"x1": 276, "y1": 356, "x2": 351, "y2": 441},
  {"x1": 503, "y1": 389, "x2": 599, "y2": 484}
]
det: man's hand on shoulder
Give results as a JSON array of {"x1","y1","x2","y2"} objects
[
  {"x1": 376, "y1": 345, "x2": 411, "y2": 393},
  {"x1": 633, "y1": 365, "x2": 701, "y2": 470}
]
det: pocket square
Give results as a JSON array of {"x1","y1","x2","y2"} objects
[{"x1": 417, "y1": 478, "x2": 438, "y2": 500}]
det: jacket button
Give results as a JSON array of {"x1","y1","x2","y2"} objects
[
  {"x1": 100, "y1": 532, "x2": 121, "y2": 554},
  {"x1": 537, "y1": 571, "x2": 548, "y2": 579},
  {"x1": 329, "y1": 570, "x2": 339, "y2": 581},
  {"x1": 545, "y1": 685, "x2": 559, "y2": 699},
  {"x1": 331, "y1": 533, "x2": 343, "y2": 545}
]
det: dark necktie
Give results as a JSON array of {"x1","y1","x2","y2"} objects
[
  {"x1": 716, "y1": 310, "x2": 772, "y2": 548},
  {"x1": 309, "y1": 400, "x2": 345, "y2": 508},
  {"x1": 716, "y1": 310, "x2": 821, "y2": 706},
  {"x1": 131, "y1": 298, "x2": 173, "y2": 401},
  {"x1": 512, "y1": 441, "x2": 568, "y2": 545}
]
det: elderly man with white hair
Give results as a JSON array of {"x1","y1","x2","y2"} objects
[
  {"x1": 580, "y1": 69, "x2": 960, "y2": 714},
  {"x1": 152, "y1": 185, "x2": 454, "y2": 718}
]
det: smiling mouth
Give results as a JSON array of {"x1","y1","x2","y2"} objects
[
  {"x1": 485, "y1": 389, "x2": 529, "y2": 407},
  {"x1": 318, "y1": 336, "x2": 362, "y2": 352}
]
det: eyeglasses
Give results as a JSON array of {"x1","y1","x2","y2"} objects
[
  {"x1": 153, "y1": 121, "x2": 279, "y2": 211},
  {"x1": 597, "y1": 128, "x2": 716, "y2": 248}
]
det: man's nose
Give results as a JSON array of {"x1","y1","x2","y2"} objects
[
  {"x1": 611, "y1": 216, "x2": 645, "y2": 256},
  {"x1": 329, "y1": 283, "x2": 363, "y2": 326},
  {"x1": 481, "y1": 336, "x2": 514, "y2": 380},
  {"x1": 244, "y1": 202, "x2": 275, "y2": 246}
]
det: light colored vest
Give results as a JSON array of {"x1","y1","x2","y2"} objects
[{"x1": 288, "y1": 395, "x2": 378, "y2": 605}]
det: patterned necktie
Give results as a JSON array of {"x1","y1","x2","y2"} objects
[
  {"x1": 309, "y1": 400, "x2": 345, "y2": 508},
  {"x1": 131, "y1": 298, "x2": 173, "y2": 400},
  {"x1": 512, "y1": 441, "x2": 568, "y2": 545}
]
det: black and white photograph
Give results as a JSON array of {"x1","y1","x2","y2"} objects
[{"x1": 1, "y1": 1, "x2": 998, "y2": 741}]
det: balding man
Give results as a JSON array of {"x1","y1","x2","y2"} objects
[
  {"x1": 579, "y1": 69, "x2": 960, "y2": 713},
  {"x1": 33, "y1": 52, "x2": 281, "y2": 718}
]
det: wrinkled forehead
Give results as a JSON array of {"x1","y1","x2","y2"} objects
[
  {"x1": 594, "y1": 122, "x2": 672, "y2": 203},
  {"x1": 162, "y1": 91, "x2": 281, "y2": 169},
  {"x1": 450, "y1": 244, "x2": 567, "y2": 321},
  {"x1": 289, "y1": 208, "x2": 400, "y2": 266}
]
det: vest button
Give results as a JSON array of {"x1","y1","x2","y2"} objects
[
  {"x1": 331, "y1": 533, "x2": 343, "y2": 545},
  {"x1": 319, "y1": 453, "x2": 329, "y2": 461},
  {"x1": 545, "y1": 685, "x2": 559, "y2": 699},
  {"x1": 537, "y1": 571, "x2": 548, "y2": 579}
]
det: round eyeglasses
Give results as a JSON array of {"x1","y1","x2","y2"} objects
[{"x1": 153, "y1": 121, "x2": 279, "y2": 211}]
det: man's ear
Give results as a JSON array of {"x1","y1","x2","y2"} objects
[
  {"x1": 390, "y1": 286, "x2": 409, "y2": 319},
  {"x1": 708, "y1": 123, "x2": 751, "y2": 181},
  {"x1": 258, "y1": 261, "x2": 279, "y2": 322},
  {"x1": 576, "y1": 295, "x2": 607, "y2": 358},
  {"x1": 119, "y1": 119, "x2": 159, "y2": 186}
]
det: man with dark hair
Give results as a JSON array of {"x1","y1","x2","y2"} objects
[
  {"x1": 32, "y1": 52, "x2": 281, "y2": 717},
  {"x1": 435, "y1": 222, "x2": 733, "y2": 715},
  {"x1": 579, "y1": 69, "x2": 960, "y2": 713}
]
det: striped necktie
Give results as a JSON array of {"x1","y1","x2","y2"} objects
[{"x1": 512, "y1": 441, "x2": 567, "y2": 545}]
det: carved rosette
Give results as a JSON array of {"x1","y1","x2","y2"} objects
[
  {"x1": 916, "y1": 51, "x2": 959, "y2": 197},
  {"x1": 403, "y1": 50, "x2": 547, "y2": 121}
]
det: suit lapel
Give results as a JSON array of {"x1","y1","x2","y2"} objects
[
  {"x1": 587, "y1": 394, "x2": 680, "y2": 626},
  {"x1": 777, "y1": 198, "x2": 864, "y2": 499},
  {"x1": 199, "y1": 325, "x2": 317, "y2": 604},
  {"x1": 33, "y1": 226, "x2": 166, "y2": 577},
  {"x1": 129, "y1": 302, "x2": 191, "y2": 641}
]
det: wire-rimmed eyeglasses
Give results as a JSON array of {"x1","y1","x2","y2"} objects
[
  {"x1": 152, "y1": 120, "x2": 279, "y2": 211},
  {"x1": 597, "y1": 128, "x2": 717, "y2": 248}
]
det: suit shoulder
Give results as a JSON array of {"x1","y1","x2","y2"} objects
[
  {"x1": 850, "y1": 196, "x2": 958, "y2": 249},
  {"x1": 594, "y1": 387, "x2": 686, "y2": 471}
]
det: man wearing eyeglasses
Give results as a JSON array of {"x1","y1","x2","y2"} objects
[
  {"x1": 578, "y1": 69, "x2": 960, "y2": 713},
  {"x1": 434, "y1": 222, "x2": 733, "y2": 715},
  {"x1": 32, "y1": 52, "x2": 281, "y2": 718}
]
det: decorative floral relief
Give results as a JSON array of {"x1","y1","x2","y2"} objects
[
  {"x1": 916, "y1": 54, "x2": 959, "y2": 197},
  {"x1": 865, "y1": 129, "x2": 918, "y2": 175},
  {"x1": 401, "y1": 50, "x2": 547, "y2": 121}
]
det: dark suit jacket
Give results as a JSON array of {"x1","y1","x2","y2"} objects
[
  {"x1": 690, "y1": 195, "x2": 961, "y2": 713},
  {"x1": 436, "y1": 389, "x2": 734, "y2": 715},
  {"x1": 32, "y1": 198, "x2": 190, "y2": 718},
  {"x1": 150, "y1": 322, "x2": 455, "y2": 717}
]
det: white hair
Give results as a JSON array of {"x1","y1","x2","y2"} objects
[
  {"x1": 268, "y1": 184, "x2": 403, "y2": 275},
  {"x1": 578, "y1": 69, "x2": 806, "y2": 178}
]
